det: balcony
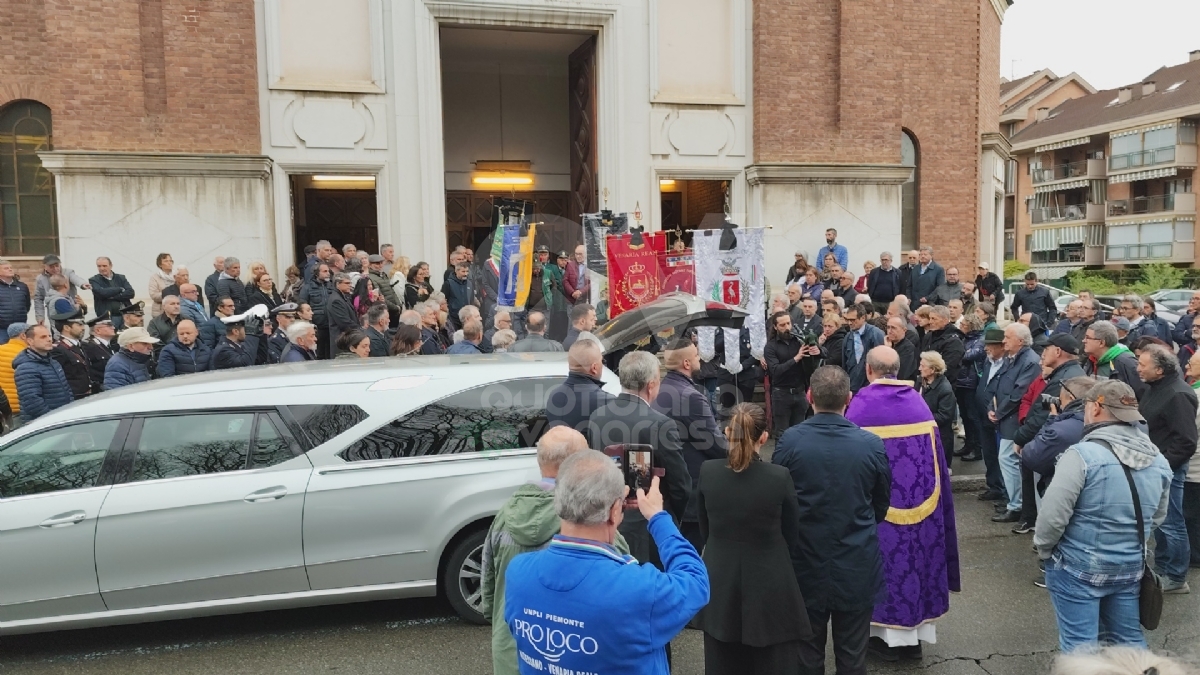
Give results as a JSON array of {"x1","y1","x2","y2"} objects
[
  {"x1": 1109, "y1": 144, "x2": 1198, "y2": 173},
  {"x1": 1105, "y1": 242, "x2": 1192, "y2": 262},
  {"x1": 1104, "y1": 218, "x2": 1195, "y2": 264},
  {"x1": 1030, "y1": 202, "x2": 1104, "y2": 225},
  {"x1": 1107, "y1": 192, "x2": 1196, "y2": 218},
  {"x1": 1032, "y1": 158, "x2": 1106, "y2": 185}
]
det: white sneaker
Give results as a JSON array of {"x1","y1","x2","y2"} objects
[{"x1": 1162, "y1": 579, "x2": 1191, "y2": 594}]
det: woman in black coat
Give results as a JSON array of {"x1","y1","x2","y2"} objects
[
  {"x1": 247, "y1": 271, "x2": 283, "y2": 312},
  {"x1": 819, "y1": 314, "x2": 848, "y2": 370},
  {"x1": 696, "y1": 403, "x2": 812, "y2": 675},
  {"x1": 404, "y1": 262, "x2": 435, "y2": 308},
  {"x1": 918, "y1": 350, "x2": 958, "y2": 469}
]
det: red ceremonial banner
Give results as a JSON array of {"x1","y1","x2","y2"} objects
[
  {"x1": 606, "y1": 232, "x2": 665, "y2": 317},
  {"x1": 660, "y1": 249, "x2": 695, "y2": 295}
]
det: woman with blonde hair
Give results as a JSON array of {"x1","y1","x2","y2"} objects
[
  {"x1": 695, "y1": 402, "x2": 811, "y2": 675},
  {"x1": 855, "y1": 259, "x2": 875, "y2": 294},
  {"x1": 819, "y1": 312, "x2": 848, "y2": 370},
  {"x1": 918, "y1": 351, "x2": 957, "y2": 469}
]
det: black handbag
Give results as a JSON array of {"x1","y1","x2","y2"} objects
[{"x1": 1102, "y1": 444, "x2": 1163, "y2": 630}]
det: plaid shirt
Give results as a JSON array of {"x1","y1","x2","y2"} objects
[{"x1": 1050, "y1": 552, "x2": 1144, "y2": 586}]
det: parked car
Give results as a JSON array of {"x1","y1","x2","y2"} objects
[
  {"x1": 1150, "y1": 288, "x2": 1195, "y2": 314},
  {"x1": 0, "y1": 354, "x2": 622, "y2": 635}
]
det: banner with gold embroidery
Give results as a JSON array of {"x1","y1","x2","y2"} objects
[{"x1": 606, "y1": 232, "x2": 666, "y2": 318}]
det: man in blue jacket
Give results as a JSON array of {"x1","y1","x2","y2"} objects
[
  {"x1": 14, "y1": 324, "x2": 73, "y2": 422},
  {"x1": 503, "y1": 450, "x2": 709, "y2": 675},
  {"x1": 0, "y1": 258, "x2": 32, "y2": 345},
  {"x1": 988, "y1": 323, "x2": 1043, "y2": 523},
  {"x1": 546, "y1": 340, "x2": 614, "y2": 433}
]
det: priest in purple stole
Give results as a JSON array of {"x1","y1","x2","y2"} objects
[{"x1": 845, "y1": 346, "x2": 960, "y2": 660}]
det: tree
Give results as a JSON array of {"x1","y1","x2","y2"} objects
[{"x1": 1129, "y1": 263, "x2": 1186, "y2": 295}]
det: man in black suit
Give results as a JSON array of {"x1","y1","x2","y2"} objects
[
  {"x1": 587, "y1": 350, "x2": 690, "y2": 567},
  {"x1": 652, "y1": 338, "x2": 728, "y2": 553},
  {"x1": 50, "y1": 308, "x2": 93, "y2": 400},
  {"x1": 82, "y1": 314, "x2": 117, "y2": 393},
  {"x1": 772, "y1": 366, "x2": 892, "y2": 675},
  {"x1": 546, "y1": 340, "x2": 614, "y2": 433},
  {"x1": 89, "y1": 257, "x2": 135, "y2": 330},
  {"x1": 365, "y1": 303, "x2": 391, "y2": 357}
]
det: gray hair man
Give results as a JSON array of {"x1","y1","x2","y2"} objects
[
  {"x1": 586, "y1": 350, "x2": 691, "y2": 565},
  {"x1": 1136, "y1": 343, "x2": 1198, "y2": 593},
  {"x1": 1082, "y1": 320, "x2": 1146, "y2": 398},
  {"x1": 501, "y1": 449, "x2": 708, "y2": 675},
  {"x1": 481, "y1": 427, "x2": 629, "y2": 675},
  {"x1": 909, "y1": 245, "x2": 944, "y2": 309},
  {"x1": 280, "y1": 320, "x2": 318, "y2": 362},
  {"x1": 988, "y1": 322, "x2": 1043, "y2": 522}
]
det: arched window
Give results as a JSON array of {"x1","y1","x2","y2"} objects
[
  {"x1": 0, "y1": 101, "x2": 58, "y2": 255},
  {"x1": 901, "y1": 130, "x2": 919, "y2": 251}
]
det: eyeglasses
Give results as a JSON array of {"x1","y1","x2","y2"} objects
[{"x1": 1083, "y1": 335, "x2": 1099, "y2": 342}]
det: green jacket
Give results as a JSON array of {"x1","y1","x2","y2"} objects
[
  {"x1": 481, "y1": 481, "x2": 628, "y2": 675},
  {"x1": 543, "y1": 264, "x2": 566, "y2": 313},
  {"x1": 367, "y1": 270, "x2": 402, "y2": 312}
]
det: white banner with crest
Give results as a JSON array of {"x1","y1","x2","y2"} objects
[{"x1": 693, "y1": 228, "x2": 766, "y2": 374}]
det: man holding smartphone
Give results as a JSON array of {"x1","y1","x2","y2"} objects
[{"x1": 765, "y1": 311, "x2": 820, "y2": 435}]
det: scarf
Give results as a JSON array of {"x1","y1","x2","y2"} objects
[
  {"x1": 1097, "y1": 342, "x2": 1131, "y2": 367},
  {"x1": 154, "y1": 268, "x2": 175, "y2": 282}
]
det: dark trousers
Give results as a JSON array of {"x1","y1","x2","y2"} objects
[
  {"x1": 1020, "y1": 464, "x2": 1038, "y2": 524},
  {"x1": 771, "y1": 388, "x2": 808, "y2": 436},
  {"x1": 316, "y1": 325, "x2": 331, "y2": 360},
  {"x1": 1183, "y1": 481, "x2": 1200, "y2": 568},
  {"x1": 797, "y1": 606, "x2": 871, "y2": 675},
  {"x1": 705, "y1": 633, "x2": 802, "y2": 675},
  {"x1": 938, "y1": 422, "x2": 954, "y2": 470},
  {"x1": 955, "y1": 387, "x2": 981, "y2": 455},
  {"x1": 979, "y1": 420, "x2": 1004, "y2": 494},
  {"x1": 548, "y1": 310, "x2": 568, "y2": 343}
]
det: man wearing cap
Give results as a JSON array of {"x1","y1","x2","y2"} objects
[
  {"x1": 14, "y1": 324, "x2": 73, "y2": 422},
  {"x1": 267, "y1": 303, "x2": 299, "y2": 363},
  {"x1": 49, "y1": 308, "x2": 93, "y2": 400},
  {"x1": 1009, "y1": 333, "x2": 1087, "y2": 534},
  {"x1": 0, "y1": 258, "x2": 31, "y2": 346},
  {"x1": 974, "y1": 262, "x2": 1004, "y2": 309},
  {"x1": 33, "y1": 254, "x2": 89, "y2": 326},
  {"x1": 525, "y1": 245, "x2": 549, "y2": 313},
  {"x1": 104, "y1": 327, "x2": 158, "y2": 390},
  {"x1": 119, "y1": 302, "x2": 146, "y2": 330},
  {"x1": 976, "y1": 328, "x2": 1010, "y2": 502},
  {"x1": 82, "y1": 314, "x2": 117, "y2": 392},
  {"x1": 1035, "y1": 379, "x2": 1172, "y2": 652},
  {"x1": 327, "y1": 273, "x2": 360, "y2": 358},
  {"x1": 1113, "y1": 317, "x2": 1132, "y2": 345},
  {"x1": 89, "y1": 257, "x2": 136, "y2": 330},
  {"x1": 367, "y1": 254, "x2": 402, "y2": 322},
  {"x1": 1136, "y1": 344, "x2": 1198, "y2": 594},
  {"x1": 989, "y1": 323, "x2": 1042, "y2": 523},
  {"x1": 210, "y1": 313, "x2": 257, "y2": 371}
]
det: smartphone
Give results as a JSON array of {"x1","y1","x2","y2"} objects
[{"x1": 624, "y1": 445, "x2": 654, "y2": 496}]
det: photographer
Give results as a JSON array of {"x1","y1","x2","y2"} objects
[
  {"x1": 765, "y1": 311, "x2": 821, "y2": 434},
  {"x1": 1021, "y1": 377, "x2": 1092, "y2": 481},
  {"x1": 1009, "y1": 334, "x2": 1086, "y2": 534}
]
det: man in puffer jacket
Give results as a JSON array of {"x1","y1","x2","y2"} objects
[
  {"x1": 14, "y1": 324, "x2": 73, "y2": 423},
  {"x1": 157, "y1": 320, "x2": 212, "y2": 378},
  {"x1": 1021, "y1": 376, "x2": 1092, "y2": 483},
  {"x1": 104, "y1": 327, "x2": 159, "y2": 390},
  {"x1": 481, "y1": 427, "x2": 630, "y2": 675},
  {"x1": 0, "y1": 323, "x2": 28, "y2": 419},
  {"x1": 0, "y1": 259, "x2": 31, "y2": 344}
]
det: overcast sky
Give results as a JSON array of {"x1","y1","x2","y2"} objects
[{"x1": 1000, "y1": 0, "x2": 1200, "y2": 91}]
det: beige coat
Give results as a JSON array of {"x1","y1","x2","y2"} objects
[{"x1": 147, "y1": 270, "x2": 173, "y2": 318}]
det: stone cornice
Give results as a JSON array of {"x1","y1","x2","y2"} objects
[
  {"x1": 989, "y1": 0, "x2": 1012, "y2": 22},
  {"x1": 745, "y1": 163, "x2": 912, "y2": 186},
  {"x1": 38, "y1": 151, "x2": 272, "y2": 179},
  {"x1": 981, "y1": 132, "x2": 1012, "y2": 159}
]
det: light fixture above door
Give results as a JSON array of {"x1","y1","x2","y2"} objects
[{"x1": 472, "y1": 160, "x2": 534, "y2": 188}]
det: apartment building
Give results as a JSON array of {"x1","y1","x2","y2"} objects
[{"x1": 1007, "y1": 51, "x2": 1200, "y2": 277}]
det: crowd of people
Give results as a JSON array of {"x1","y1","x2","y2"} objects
[{"x1": 0, "y1": 228, "x2": 1196, "y2": 673}]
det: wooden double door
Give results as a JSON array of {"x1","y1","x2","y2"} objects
[{"x1": 298, "y1": 189, "x2": 378, "y2": 263}]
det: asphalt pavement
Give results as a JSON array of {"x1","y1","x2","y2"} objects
[{"x1": 1, "y1": 494, "x2": 1197, "y2": 675}]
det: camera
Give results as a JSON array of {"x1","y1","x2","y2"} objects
[{"x1": 1040, "y1": 393, "x2": 1060, "y2": 411}]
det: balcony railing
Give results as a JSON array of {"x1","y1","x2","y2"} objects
[
  {"x1": 1108, "y1": 194, "x2": 1176, "y2": 217},
  {"x1": 1106, "y1": 243, "x2": 1176, "y2": 261},
  {"x1": 1032, "y1": 160, "x2": 1089, "y2": 184},
  {"x1": 1108, "y1": 146, "x2": 1176, "y2": 171},
  {"x1": 1031, "y1": 204, "x2": 1088, "y2": 224}
]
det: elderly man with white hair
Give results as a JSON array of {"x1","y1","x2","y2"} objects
[
  {"x1": 987, "y1": 322, "x2": 1042, "y2": 523},
  {"x1": 503, "y1": 449, "x2": 708, "y2": 675},
  {"x1": 482, "y1": 426, "x2": 631, "y2": 675},
  {"x1": 587, "y1": 350, "x2": 690, "y2": 567},
  {"x1": 279, "y1": 321, "x2": 318, "y2": 362}
]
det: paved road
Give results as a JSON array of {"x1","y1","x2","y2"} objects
[{"x1": 1, "y1": 495, "x2": 1197, "y2": 675}]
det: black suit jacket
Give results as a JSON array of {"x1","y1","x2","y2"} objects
[
  {"x1": 81, "y1": 337, "x2": 115, "y2": 393},
  {"x1": 367, "y1": 326, "x2": 391, "y2": 357},
  {"x1": 652, "y1": 370, "x2": 727, "y2": 523},
  {"x1": 587, "y1": 393, "x2": 690, "y2": 564},
  {"x1": 546, "y1": 372, "x2": 615, "y2": 434},
  {"x1": 51, "y1": 340, "x2": 92, "y2": 400}
]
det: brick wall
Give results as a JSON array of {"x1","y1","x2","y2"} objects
[
  {"x1": 685, "y1": 180, "x2": 727, "y2": 227},
  {"x1": 0, "y1": 1, "x2": 260, "y2": 154},
  {"x1": 753, "y1": 0, "x2": 1005, "y2": 273}
]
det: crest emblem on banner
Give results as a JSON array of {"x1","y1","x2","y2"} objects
[
  {"x1": 720, "y1": 261, "x2": 741, "y2": 306},
  {"x1": 625, "y1": 261, "x2": 656, "y2": 303}
]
